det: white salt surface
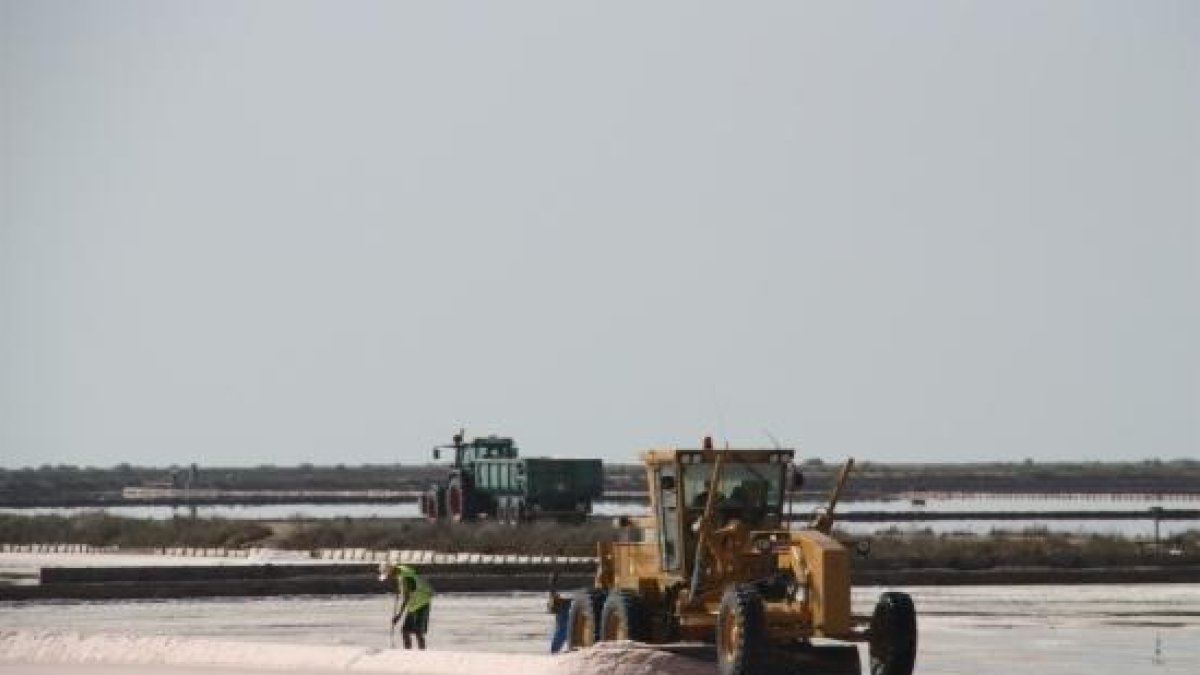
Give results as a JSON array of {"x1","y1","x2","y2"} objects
[
  {"x1": 0, "y1": 633, "x2": 711, "y2": 675},
  {"x1": 3, "y1": 586, "x2": 1199, "y2": 674}
]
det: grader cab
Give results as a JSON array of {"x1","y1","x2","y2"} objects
[{"x1": 558, "y1": 439, "x2": 916, "y2": 675}]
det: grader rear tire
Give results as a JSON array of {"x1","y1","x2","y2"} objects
[
  {"x1": 869, "y1": 592, "x2": 917, "y2": 675},
  {"x1": 716, "y1": 584, "x2": 767, "y2": 675},
  {"x1": 567, "y1": 588, "x2": 606, "y2": 650},
  {"x1": 600, "y1": 589, "x2": 648, "y2": 642}
]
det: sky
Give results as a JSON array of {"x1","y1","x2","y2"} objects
[{"x1": 1, "y1": 1, "x2": 1197, "y2": 468}]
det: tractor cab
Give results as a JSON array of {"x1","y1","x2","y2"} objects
[
  {"x1": 461, "y1": 435, "x2": 518, "y2": 464},
  {"x1": 432, "y1": 432, "x2": 518, "y2": 467}
]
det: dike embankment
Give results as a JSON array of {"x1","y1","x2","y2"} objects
[
  {"x1": 16, "y1": 562, "x2": 594, "y2": 600},
  {"x1": 2, "y1": 545, "x2": 1197, "y2": 600},
  {"x1": 5, "y1": 564, "x2": 1199, "y2": 601}
]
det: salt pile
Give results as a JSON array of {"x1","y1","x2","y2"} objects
[
  {"x1": 556, "y1": 641, "x2": 714, "y2": 675},
  {"x1": 0, "y1": 631, "x2": 714, "y2": 675}
]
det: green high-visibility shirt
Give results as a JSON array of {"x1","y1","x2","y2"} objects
[{"x1": 396, "y1": 568, "x2": 434, "y2": 611}]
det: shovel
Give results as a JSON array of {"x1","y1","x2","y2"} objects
[{"x1": 388, "y1": 592, "x2": 401, "y2": 647}]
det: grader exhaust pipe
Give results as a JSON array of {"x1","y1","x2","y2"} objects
[{"x1": 687, "y1": 444, "x2": 728, "y2": 604}]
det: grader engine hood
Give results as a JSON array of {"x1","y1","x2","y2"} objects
[{"x1": 786, "y1": 530, "x2": 853, "y2": 636}]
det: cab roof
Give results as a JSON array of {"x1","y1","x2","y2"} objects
[{"x1": 640, "y1": 447, "x2": 795, "y2": 465}]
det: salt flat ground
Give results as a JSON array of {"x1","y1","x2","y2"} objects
[{"x1": 3, "y1": 585, "x2": 1198, "y2": 674}]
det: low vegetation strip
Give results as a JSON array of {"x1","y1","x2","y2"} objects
[
  {"x1": 3, "y1": 513, "x2": 1198, "y2": 586},
  {"x1": 0, "y1": 513, "x2": 612, "y2": 553},
  {"x1": 0, "y1": 513, "x2": 272, "y2": 549}
]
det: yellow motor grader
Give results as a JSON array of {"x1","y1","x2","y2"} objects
[{"x1": 556, "y1": 439, "x2": 916, "y2": 675}]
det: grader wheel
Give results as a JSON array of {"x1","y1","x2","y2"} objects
[
  {"x1": 869, "y1": 592, "x2": 917, "y2": 675},
  {"x1": 716, "y1": 584, "x2": 767, "y2": 675},
  {"x1": 566, "y1": 588, "x2": 606, "y2": 650},
  {"x1": 600, "y1": 589, "x2": 649, "y2": 642}
]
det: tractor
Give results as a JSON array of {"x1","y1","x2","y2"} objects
[
  {"x1": 553, "y1": 438, "x2": 916, "y2": 675},
  {"x1": 422, "y1": 430, "x2": 604, "y2": 523}
]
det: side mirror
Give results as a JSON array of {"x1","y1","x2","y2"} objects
[
  {"x1": 432, "y1": 448, "x2": 441, "y2": 460},
  {"x1": 659, "y1": 475, "x2": 676, "y2": 491},
  {"x1": 790, "y1": 466, "x2": 804, "y2": 491}
]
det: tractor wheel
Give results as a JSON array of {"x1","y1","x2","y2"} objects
[
  {"x1": 421, "y1": 491, "x2": 440, "y2": 522},
  {"x1": 566, "y1": 588, "x2": 606, "y2": 650},
  {"x1": 600, "y1": 589, "x2": 649, "y2": 642},
  {"x1": 716, "y1": 584, "x2": 767, "y2": 675},
  {"x1": 869, "y1": 592, "x2": 917, "y2": 675},
  {"x1": 446, "y1": 481, "x2": 465, "y2": 522}
]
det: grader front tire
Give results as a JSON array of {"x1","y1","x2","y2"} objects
[
  {"x1": 716, "y1": 584, "x2": 767, "y2": 675},
  {"x1": 869, "y1": 591, "x2": 917, "y2": 675},
  {"x1": 566, "y1": 588, "x2": 606, "y2": 650},
  {"x1": 600, "y1": 589, "x2": 649, "y2": 642}
]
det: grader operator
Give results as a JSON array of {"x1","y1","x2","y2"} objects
[{"x1": 554, "y1": 438, "x2": 916, "y2": 675}]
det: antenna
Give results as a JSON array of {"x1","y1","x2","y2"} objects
[
  {"x1": 763, "y1": 429, "x2": 783, "y2": 450},
  {"x1": 711, "y1": 388, "x2": 730, "y2": 448},
  {"x1": 764, "y1": 429, "x2": 794, "y2": 524}
]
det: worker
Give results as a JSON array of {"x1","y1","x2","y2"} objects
[
  {"x1": 726, "y1": 480, "x2": 767, "y2": 525},
  {"x1": 378, "y1": 562, "x2": 435, "y2": 649},
  {"x1": 547, "y1": 590, "x2": 570, "y2": 653}
]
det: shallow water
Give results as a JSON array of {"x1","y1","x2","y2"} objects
[
  {"x1": 3, "y1": 585, "x2": 1198, "y2": 673},
  {"x1": 4, "y1": 495, "x2": 1198, "y2": 537}
]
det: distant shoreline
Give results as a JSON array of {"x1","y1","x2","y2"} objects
[
  {"x1": 3, "y1": 460, "x2": 1199, "y2": 509},
  {"x1": 2, "y1": 552, "x2": 1198, "y2": 601}
]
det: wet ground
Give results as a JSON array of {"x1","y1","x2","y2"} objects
[{"x1": 3, "y1": 584, "x2": 1198, "y2": 673}]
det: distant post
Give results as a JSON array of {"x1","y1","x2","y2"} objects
[
  {"x1": 187, "y1": 463, "x2": 199, "y2": 520},
  {"x1": 1150, "y1": 506, "x2": 1164, "y2": 557}
]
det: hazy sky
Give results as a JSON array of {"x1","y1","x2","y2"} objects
[{"x1": 1, "y1": 1, "x2": 1197, "y2": 468}]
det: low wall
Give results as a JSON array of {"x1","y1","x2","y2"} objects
[
  {"x1": 6, "y1": 565, "x2": 1199, "y2": 601},
  {"x1": 856, "y1": 565, "x2": 1200, "y2": 585},
  {"x1": 2, "y1": 572, "x2": 595, "y2": 601}
]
